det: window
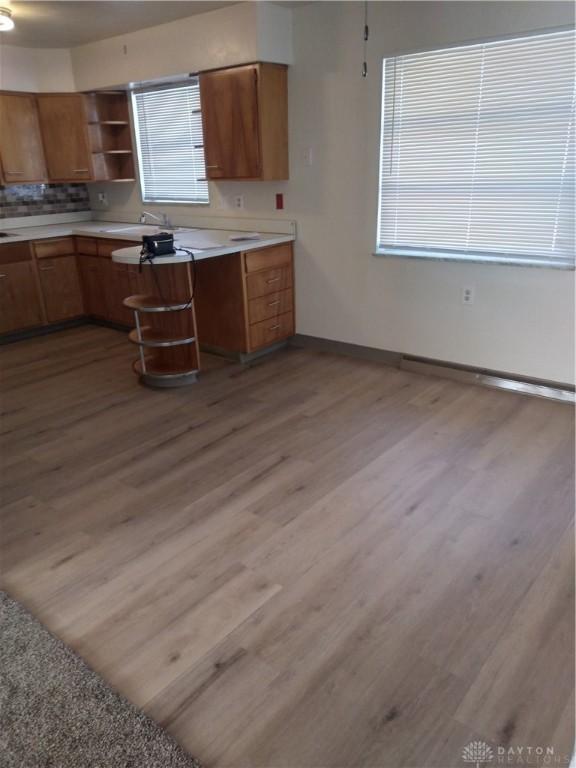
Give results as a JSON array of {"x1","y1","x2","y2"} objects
[
  {"x1": 132, "y1": 80, "x2": 209, "y2": 204},
  {"x1": 377, "y1": 30, "x2": 575, "y2": 268}
]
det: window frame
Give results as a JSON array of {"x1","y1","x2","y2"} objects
[
  {"x1": 131, "y1": 79, "x2": 210, "y2": 206},
  {"x1": 374, "y1": 28, "x2": 576, "y2": 270}
]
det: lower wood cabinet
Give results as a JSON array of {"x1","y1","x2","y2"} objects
[
  {"x1": 95, "y1": 239, "x2": 141, "y2": 326},
  {"x1": 0, "y1": 247, "x2": 44, "y2": 334},
  {"x1": 78, "y1": 254, "x2": 107, "y2": 318},
  {"x1": 108, "y1": 261, "x2": 135, "y2": 326},
  {"x1": 36, "y1": 254, "x2": 84, "y2": 322},
  {"x1": 1, "y1": 237, "x2": 295, "y2": 360},
  {"x1": 195, "y1": 242, "x2": 294, "y2": 355}
]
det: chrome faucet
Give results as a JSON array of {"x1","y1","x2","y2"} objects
[{"x1": 140, "y1": 210, "x2": 174, "y2": 230}]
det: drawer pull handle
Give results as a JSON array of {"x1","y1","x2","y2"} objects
[
  {"x1": 268, "y1": 300, "x2": 280, "y2": 306},
  {"x1": 0, "y1": 274, "x2": 7, "y2": 279},
  {"x1": 269, "y1": 324, "x2": 280, "y2": 331},
  {"x1": 39, "y1": 265, "x2": 55, "y2": 271},
  {"x1": 5, "y1": 170, "x2": 24, "y2": 175},
  {"x1": 206, "y1": 165, "x2": 220, "y2": 169},
  {"x1": 265, "y1": 277, "x2": 280, "y2": 284},
  {"x1": 73, "y1": 169, "x2": 89, "y2": 173}
]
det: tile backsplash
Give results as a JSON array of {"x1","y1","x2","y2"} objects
[{"x1": 0, "y1": 184, "x2": 90, "y2": 219}]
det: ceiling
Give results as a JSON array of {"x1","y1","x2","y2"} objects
[{"x1": 0, "y1": 1, "x2": 241, "y2": 48}]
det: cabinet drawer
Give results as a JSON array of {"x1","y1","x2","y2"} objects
[
  {"x1": 97, "y1": 239, "x2": 139, "y2": 258},
  {"x1": 75, "y1": 236, "x2": 98, "y2": 255},
  {"x1": 245, "y1": 266, "x2": 292, "y2": 300},
  {"x1": 244, "y1": 243, "x2": 292, "y2": 273},
  {"x1": 249, "y1": 311, "x2": 294, "y2": 351},
  {"x1": 34, "y1": 237, "x2": 75, "y2": 259},
  {"x1": 248, "y1": 288, "x2": 293, "y2": 325},
  {"x1": 0, "y1": 242, "x2": 32, "y2": 265}
]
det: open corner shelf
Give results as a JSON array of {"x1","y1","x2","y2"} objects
[
  {"x1": 132, "y1": 358, "x2": 199, "y2": 377},
  {"x1": 124, "y1": 294, "x2": 191, "y2": 313},
  {"x1": 132, "y1": 358, "x2": 199, "y2": 388},
  {"x1": 84, "y1": 91, "x2": 134, "y2": 181},
  {"x1": 123, "y1": 268, "x2": 200, "y2": 388},
  {"x1": 128, "y1": 327, "x2": 196, "y2": 348}
]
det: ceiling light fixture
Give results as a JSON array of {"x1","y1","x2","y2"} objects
[{"x1": 0, "y1": 7, "x2": 15, "y2": 31}]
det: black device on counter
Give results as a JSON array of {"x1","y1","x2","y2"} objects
[{"x1": 141, "y1": 232, "x2": 175, "y2": 258}]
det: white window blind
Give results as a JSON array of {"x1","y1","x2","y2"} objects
[
  {"x1": 377, "y1": 30, "x2": 575, "y2": 267},
  {"x1": 132, "y1": 81, "x2": 209, "y2": 204}
]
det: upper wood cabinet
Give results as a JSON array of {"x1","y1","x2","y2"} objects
[
  {"x1": 37, "y1": 94, "x2": 93, "y2": 182},
  {"x1": 200, "y1": 63, "x2": 288, "y2": 181},
  {"x1": 0, "y1": 92, "x2": 47, "y2": 183},
  {"x1": 35, "y1": 92, "x2": 135, "y2": 183}
]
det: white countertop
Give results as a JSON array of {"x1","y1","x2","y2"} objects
[
  {"x1": 111, "y1": 229, "x2": 294, "y2": 264},
  {"x1": 0, "y1": 220, "x2": 294, "y2": 261},
  {"x1": 0, "y1": 220, "x2": 144, "y2": 243}
]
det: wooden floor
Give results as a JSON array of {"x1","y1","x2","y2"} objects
[{"x1": 1, "y1": 325, "x2": 574, "y2": 768}]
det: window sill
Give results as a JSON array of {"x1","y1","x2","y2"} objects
[
  {"x1": 142, "y1": 200, "x2": 210, "y2": 206},
  {"x1": 373, "y1": 249, "x2": 574, "y2": 271}
]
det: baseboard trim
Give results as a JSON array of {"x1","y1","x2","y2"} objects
[
  {"x1": 290, "y1": 334, "x2": 574, "y2": 403},
  {"x1": 0, "y1": 318, "x2": 88, "y2": 345},
  {"x1": 291, "y1": 334, "x2": 402, "y2": 367},
  {"x1": 200, "y1": 340, "x2": 289, "y2": 364},
  {"x1": 0, "y1": 317, "x2": 131, "y2": 346}
]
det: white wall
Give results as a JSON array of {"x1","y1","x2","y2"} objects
[
  {"x1": 0, "y1": 45, "x2": 75, "y2": 91},
  {"x1": 287, "y1": 1, "x2": 575, "y2": 385},
  {"x1": 71, "y1": 2, "x2": 292, "y2": 91},
  {"x1": 2, "y1": 1, "x2": 574, "y2": 383},
  {"x1": 90, "y1": 0, "x2": 575, "y2": 384}
]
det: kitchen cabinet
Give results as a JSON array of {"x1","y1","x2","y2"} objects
[
  {"x1": 0, "y1": 243, "x2": 44, "y2": 334},
  {"x1": 0, "y1": 92, "x2": 47, "y2": 184},
  {"x1": 36, "y1": 256, "x2": 84, "y2": 322},
  {"x1": 108, "y1": 261, "x2": 135, "y2": 326},
  {"x1": 1, "y1": 235, "x2": 295, "y2": 364},
  {"x1": 37, "y1": 94, "x2": 93, "y2": 182},
  {"x1": 200, "y1": 63, "x2": 288, "y2": 181},
  {"x1": 194, "y1": 242, "x2": 294, "y2": 354},
  {"x1": 96, "y1": 239, "x2": 140, "y2": 326},
  {"x1": 78, "y1": 255, "x2": 108, "y2": 318},
  {"x1": 84, "y1": 92, "x2": 135, "y2": 182}
]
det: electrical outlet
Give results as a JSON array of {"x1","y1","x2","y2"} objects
[
  {"x1": 304, "y1": 147, "x2": 313, "y2": 167},
  {"x1": 462, "y1": 286, "x2": 475, "y2": 305},
  {"x1": 233, "y1": 195, "x2": 244, "y2": 210},
  {"x1": 97, "y1": 192, "x2": 108, "y2": 207}
]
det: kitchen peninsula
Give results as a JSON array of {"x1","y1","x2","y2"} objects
[
  {"x1": 0, "y1": 220, "x2": 295, "y2": 387},
  {"x1": 113, "y1": 229, "x2": 295, "y2": 386}
]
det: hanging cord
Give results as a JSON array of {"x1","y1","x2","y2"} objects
[
  {"x1": 138, "y1": 246, "x2": 196, "y2": 309},
  {"x1": 174, "y1": 247, "x2": 196, "y2": 309},
  {"x1": 362, "y1": 0, "x2": 369, "y2": 78},
  {"x1": 139, "y1": 247, "x2": 167, "y2": 307}
]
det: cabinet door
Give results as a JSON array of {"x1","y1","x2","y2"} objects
[
  {"x1": 37, "y1": 255, "x2": 84, "y2": 322},
  {"x1": 37, "y1": 94, "x2": 92, "y2": 182},
  {"x1": 109, "y1": 262, "x2": 134, "y2": 326},
  {"x1": 0, "y1": 93, "x2": 47, "y2": 183},
  {"x1": 200, "y1": 66, "x2": 261, "y2": 179},
  {"x1": 0, "y1": 261, "x2": 44, "y2": 333},
  {"x1": 78, "y1": 255, "x2": 107, "y2": 318}
]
